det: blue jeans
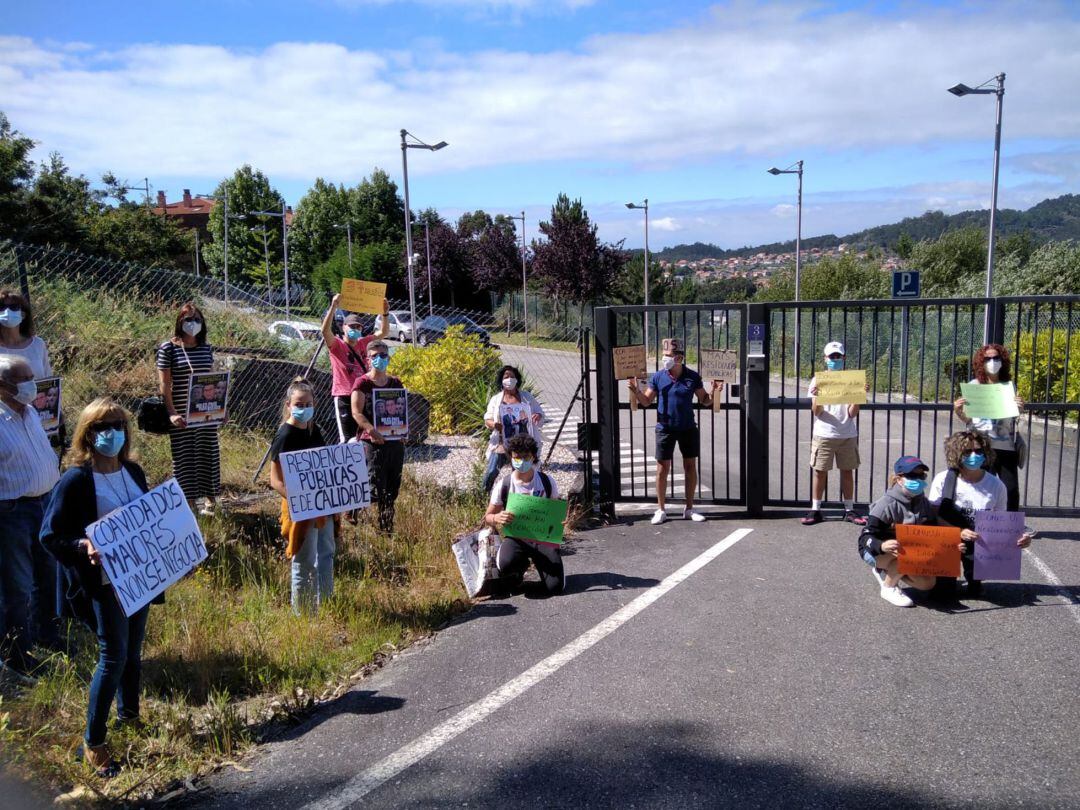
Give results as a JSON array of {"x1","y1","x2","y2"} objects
[
  {"x1": 86, "y1": 594, "x2": 149, "y2": 746},
  {"x1": 0, "y1": 495, "x2": 49, "y2": 666},
  {"x1": 482, "y1": 451, "x2": 509, "y2": 493},
  {"x1": 291, "y1": 520, "x2": 335, "y2": 614}
]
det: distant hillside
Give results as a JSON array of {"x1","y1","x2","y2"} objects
[{"x1": 652, "y1": 193, "x2": 1080, "y2": 262}]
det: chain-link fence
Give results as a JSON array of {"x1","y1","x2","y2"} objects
[{"x1": 0, "y1": 241, "x2": 592, "y2": 507}]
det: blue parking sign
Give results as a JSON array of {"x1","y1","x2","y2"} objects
[{"x1": 892, "y1": 270, "x2": 920, "y2": 299}]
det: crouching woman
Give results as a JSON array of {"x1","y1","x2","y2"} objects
[
  {"x1": 39, "y1": 398, "x2": 157, "y2": 778},
  {"x1": 483, "y1": 434, "x2": 565, "y2": 596}
]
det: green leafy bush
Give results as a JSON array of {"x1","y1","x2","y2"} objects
[{"x1": 1016, "y1": 331, "x2": 1080, "y2": 422}]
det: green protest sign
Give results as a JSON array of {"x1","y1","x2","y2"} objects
[
  {"x1": 504, "y1": 493, "x2": 569, "y2": 544},
  {"x1": 960, "y1": 381, "x2": 1019, "y2": 420}
]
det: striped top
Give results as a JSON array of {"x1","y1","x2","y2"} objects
[
  {"x1": 0, "y1": 399, "x2": 60, "y2": 498},
  {"x1": 156, "y1": 341, "x2": 214, "y2": 417}
]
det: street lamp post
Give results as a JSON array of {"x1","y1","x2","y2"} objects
[
  {"x1": 250, "y1": 203, "x2": 292, "y2": 320},
  {"x1": 768, "y1": 161, "x2": 804, "y2": 374},
  {"x1": 195, "y1": 189, "x2": 231, "y2": 305},
  {"x1": 625, "y1": 199, "x2": 650, "y2": 351},
  {"x1": 507, "y1": 211, "x2": 528, "y2": 347},
  {"x1": 400, "y1": 130, "x2": 448, "y2": 335},
  {"x1": 949, "y1": 73, "x2": 1005, "y2": 344},
  {"x1": 424, "y1": 221, "x2": 433, "y2": 316},
  {"x1": 250, "y1": 224, "x2": 272, "y2": 303},
  {"x1": 333, "y1": 222, "x2": 354, "y2": 272}
]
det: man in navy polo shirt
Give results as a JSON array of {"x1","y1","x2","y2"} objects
[{"x1": 628, "y1": 338, "x2": 722, "y2": 525}]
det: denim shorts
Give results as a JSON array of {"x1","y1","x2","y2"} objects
[{"x1": 861, "y1": 547, "x2": 878, "y2": 567}]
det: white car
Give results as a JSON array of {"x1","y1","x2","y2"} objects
[
  {"x1": 379, "y1": 310, "x2": 415, "y2": 343},
  {"x1": 268, "y1": 320, "x2": 322, "y2": 343}
]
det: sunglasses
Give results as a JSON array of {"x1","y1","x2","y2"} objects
[
  {"x1": 904, "y1": 472, "x2": 928, "y2": 480},
  {"x1": 369, "y1": 352, "x2": 389, "y2": 359},
  {"x1": 183, "y1": 317, "x2": 202, "y2": 324},
  {"x1": 91, "y1": 420, "x2": 125, "y2": 432}
]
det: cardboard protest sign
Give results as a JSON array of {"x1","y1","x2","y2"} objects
[
  {"x1": 87, "y1": 478, "x2": 206, "y2": 617},
  {"x1": 32, "y1": 376, "x2": 62, "y2": 435},
  {"x1": 974, "y1": 510, "x2": 1025, "y2": 580},
  {"x1": 340, "y1": 279, "x2": 387, "y2": 315},
  {"x1": 280, "y1": 442, "x2": 370, "y2": 521},
  {"x1": 896, "y1": 524, "x2": 962, "y2": 578},
  {"x1": 373, "y1": 388, "x2": 408, "y2": 441},
  {"x1": 505, "y1": 493, "x2": 569, "y2": 544},
  {"x1": 700, "y1": 349, "x2": 739, "y2": 384},
  {"x1": 814, "y1": 370, "x2": 867, "y2": 405},
  {"x1": 613, "y1": 345, "x2": 647, "y2": 380},
  {"x1": 960, "y1": 381, "x2": 1020, "y2": 420},
  {"x1": 499, "y1": 402, "x2": 532, "y2": 441},
  {"x1": 186, "y1": 371, "x2": 230, "y2": 426}
]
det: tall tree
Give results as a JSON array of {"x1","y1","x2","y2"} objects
[
  {"x1": 467, "y1": 213, "x2": 524, "y2": 297},
  {"x1": 0, "y1": 112, "x2": 36, "y2": 241},
  {"x1": 203, "y1": 166, "x2": 287, "y2": 287},
  {"x1": 288, "y1": 178, "x2": 351, "y2": 282}
]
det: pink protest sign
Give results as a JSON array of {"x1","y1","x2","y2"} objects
[{"x1": 974, "y1": 510, "x2": 1025, "y2": 581}]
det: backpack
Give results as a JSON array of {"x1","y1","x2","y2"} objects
[{"x1": 499, "y1": 470, "x2": 553, "y2": 505}]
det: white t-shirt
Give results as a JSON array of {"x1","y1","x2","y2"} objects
[
  {"x1": 93, "y1": 468, "x2": 141, "y2": 584},
  {"x1": 484, "y1": 390, "x2": 545, "y2": 458},
  {"x1": 928, "y1": 469, "x2": 1008, "y2": 523},
  {"x1": 808, "y1": 376, "x2": 858, "y2": 439},
  {"x1": 1, "y1": 336, "x2": 53, "y2": 379},
  {"x1": 489, "y1": 470, "x2": 561, "y2": 506},
  {"x1": 966, "y1": 379, "x2": 1017, "y2": 452}
]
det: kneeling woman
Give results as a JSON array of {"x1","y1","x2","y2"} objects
[
  {"x1": 40, "y1": 399, "x2": 156, "y2": 778},
  {"x1": 858, "y1": 455, "x2": 952, "y2": 608},
  {"x1": 484, "y1": 434, "x2": 565, "y2": 596}
]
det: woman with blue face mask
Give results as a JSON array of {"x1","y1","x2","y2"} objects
[
  {"x1": 269, "y1": 377, "x2": 336, "y2": 613},
  {"x1": 321, "y1": 293, "x2": 390, "y2": 443},
  {"x1": 857, "y1": 455, "x2": 953, "y2": 608},
  {"x1": 40, "y1": 398, "x2": 155, "y2": 779},
  {"x1": 929, "y1": 430, "x2": 1033, "y2": 598}
]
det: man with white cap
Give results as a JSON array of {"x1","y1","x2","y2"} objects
[{"x1": 803, "y1": 340, "x2": 866, "y2": 526}]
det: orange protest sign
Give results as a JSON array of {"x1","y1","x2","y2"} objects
[{"x1": 896, "y1": 524, "x2": 962, "y2": 578}]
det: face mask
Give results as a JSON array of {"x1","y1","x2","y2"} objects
[
  {"x1": 511, "y1": 458, "x2": 533, "y2": 473},
  {"x1": 182, "y1": 319, "x2": 203, "y2": 337},
  {"x1": 371, "y1": 355, "x2": 390, "y2": 372},
  {"x1": 985, "y1": 358, "x2": 1003, "y2": 375},
  {"x1": 502, "y1": 377, "x2": 518, "y2": 390},
  {"x1": 902, "y1": 478, "x2": 927, "y2": 495},
  {"x1": 0, "y1": 308, "x2": 24, "y2": 328},
  {"x1": 826, "y1": 359, "x2": 844, "y2": 371},
  {"x1": 291, "y1": 405, "x2": 314, "y2": 423},
  {"x1": 661, "y1": 356, "x2": 676, "y2": 371},
  {"x1": 93, "y1": 429, "x2": 125, "y2": 457},
  {"x1": 962, "y1": 452, "x2": 985, "y2": 470},
  {"x1": 13, "y1": 380, "x2": 37, "y2": 405},
  {"x1": 346, "y1": 328, "x2": 363, "y2": 341}
]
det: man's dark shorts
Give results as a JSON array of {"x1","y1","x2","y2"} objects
[{"x1": 655, "y1": 426, "x2": 700, "y2": 461}]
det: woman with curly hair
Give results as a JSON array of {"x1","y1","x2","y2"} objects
[
  {"x1": 953, "y1": 343, "x2": 1024, "y2": 511},
  {"x1": 928, "y1": 430, "x2": 1033, "y2": 597}
]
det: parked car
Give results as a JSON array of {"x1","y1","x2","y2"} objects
[
  {"x1": 415, "y1": 314, "x2": 491, "y2": 346},
  {"x1": 379, "y1": 310, "x2": 415, "y2": 343},
  {"x1": 268, "y1": 320, "x2": 322, "y2": 343}
]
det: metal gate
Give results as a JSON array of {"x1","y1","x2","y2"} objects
[{"x1": 594, "y1": 296, "x2": 1080, "y2": 518}]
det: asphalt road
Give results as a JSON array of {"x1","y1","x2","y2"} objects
[{"x1": 185, "y1": 511, "x2": 1080, "y2": 809}]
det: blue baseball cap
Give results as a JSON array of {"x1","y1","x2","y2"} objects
[{"x1": 894, "y1": 455, "x2": 929, "y2": 475}]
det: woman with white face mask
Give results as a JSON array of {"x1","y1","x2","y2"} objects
[
  {"x1": 481, "y1": 364, "x2": 545, "y2": 492},
  {"x1": 156, "y1": 303, "x2": 220, "y2": 515},
  {"x1": 952, "y1": 344, "x2": 1025, "y2": 511},
  {"x1": 0, "y1": 289, "x2": 53, "y2": 380}
]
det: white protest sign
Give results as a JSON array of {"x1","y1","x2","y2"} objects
[
  {"x1": 88, "y1": 478, "x2": 207, "y2": 617},
  {"x1": 280, "y1": 442, "x2": 371, "y2": 521}
]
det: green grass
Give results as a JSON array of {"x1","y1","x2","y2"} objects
[
  {"x1": 1, "y1": 475, "x2": 481, "y2": 805},
  {"x1": 495, "y1": 331, "x2": 584, "y2": 354}
]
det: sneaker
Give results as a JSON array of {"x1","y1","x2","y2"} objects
[
  {"x1": 199, "y1": 500, "x2": 216, "y2": 517},
  {"x1": 870, "y1": 567, "x2": 886, "y2": 587},
  {"x1": 843, "y1": 510, "x2": 867, "y2": 526},
  {"x1": 650, "y1": 509, "x2": 667, "y2": 525},
  {"x1": 880, "y1": 584, "x2": 915, "y2": 608},
  {"x1": 801, "y1": 510, "x2": 824, "y2": 526},
  {"x1": 682, "y1": 508, "x2": 706, "y2": 522}
]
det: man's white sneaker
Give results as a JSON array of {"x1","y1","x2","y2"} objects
[
  {"x1": 880, "y1": 584, "x2": 914, "y2": 608},
  {"x1": 683, "y1": 508, "x2": 706, "y2": 522},
  {"x1": 650, "y1": 509, "x2": 667, "y2": 525}
]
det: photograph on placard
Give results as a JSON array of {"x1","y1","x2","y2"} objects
[
  {"x1": 499, "y1": 402, "x2": 532, "y2": 441},
  {"x1": 373, "y1": 387, "x2": 409, "y2": 440},
  {"x1": 186, "y1": 371, "x2": 230, "y2": 426},
  {"x1": 32, "y1": 375, "x2": 62, "y2": 435}
]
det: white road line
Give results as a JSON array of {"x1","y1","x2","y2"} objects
[
  {"x1": 304, "y1": 527, "x2": 754, "y2": 810},
  {"x1": 1024, "y1": 548, "x2": 1080, "y2": 629}
]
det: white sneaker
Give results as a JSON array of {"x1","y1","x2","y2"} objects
[
  {"x1": 683, "y1": 508, "x2": 706, "y2": 522},
  {"x1": 870, "y1": 567, "x2": 886, "y2": 587},
  {"x1": 650, "y1": 509, "x2": 667, "y2": 525},
  {"x1": 880, "y1": 584, "x2": 914, "y2": 608}
]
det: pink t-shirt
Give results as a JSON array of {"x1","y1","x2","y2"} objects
[{"x1": 329, "y1": 335, "x2": 373, "y2": 396}]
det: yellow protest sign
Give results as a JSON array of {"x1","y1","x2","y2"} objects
[
  {"x1": 340, "y1": 279, "x2": 387, "y2": 315},
  {"x1": 814, "y1": 370, "x2": 866, "y2": 405}
]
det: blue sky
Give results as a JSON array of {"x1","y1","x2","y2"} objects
[{"x1": 2, "y1": 0, "x2": 1079, "y2": 249}]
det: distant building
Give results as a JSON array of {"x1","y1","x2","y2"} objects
[{"x1": 152, "y1": 189, "x2": 294, "y2": 232}]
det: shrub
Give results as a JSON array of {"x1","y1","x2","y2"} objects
[
  {"x1": 390, "y1": 325, "x2": 502, "y2": 434},
  {"x1": 1016, "y1": 331, "x2": 1080, "y2": 423}
]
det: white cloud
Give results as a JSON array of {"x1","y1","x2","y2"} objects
[
  {"x1": 1, "y1": 2, "x2": 1079, "y2": 188},
  {"x1": 770, "y1": 203, "x2": 796, "y2": 218},
  {"x1": 651, "y1": 216, "x2": 682, "y2": 232}
]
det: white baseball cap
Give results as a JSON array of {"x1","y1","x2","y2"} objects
[{"x1": 823, "y1": 341, "x2": 846, "y2": 356}]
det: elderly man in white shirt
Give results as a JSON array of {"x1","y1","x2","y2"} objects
[{"x1": 0, "y1": 354, "x2": 61, "y2": 676}]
